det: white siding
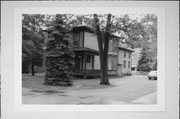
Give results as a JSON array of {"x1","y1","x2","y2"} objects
[
  {"x1": 118, "y1": 50, "x2": 124, "y2": 65},
  {"x1": 108, "y1": 57, "x2": 112, "y2": 70},
  {"x1": 85, "y1": 55, "x2": 92, "y2": 70},
  {"x1": 84, "y1": 32, "x2": 99, "y2": 51},
  {"x1": 118, "y1": 50, "x2": 132, "y2": 74},
  {"x1": 84, "y1": 32, "x2": 120, "y2": 73},
  {"x1": 94, "y1": 56, "x2": 100, "y2": 69}
]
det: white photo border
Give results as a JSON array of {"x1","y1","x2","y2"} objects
[{"x1": 14, "y1": 7, "x2": 165, "y2": 112}]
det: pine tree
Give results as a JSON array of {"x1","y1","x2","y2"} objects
[{"x1": 44, "y1": 16, "x2": 74, "y2": 86}]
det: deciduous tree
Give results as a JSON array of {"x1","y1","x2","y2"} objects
[
  {"x1": 93, "y1": 14, "x2": 112, "y2": 85},
  {"x1": 22, "y1": 14, "x2": 44, "y2": 75}
]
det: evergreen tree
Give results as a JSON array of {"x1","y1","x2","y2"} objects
[{"x1": 44, "y1": 16, "x2": 74, "y2": 86}]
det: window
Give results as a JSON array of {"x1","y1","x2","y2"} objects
[
  {"x1": 73, "y1": 33, "x2": 80, "y2": 47},
  {"x1": 123, "y1": 60, "x2": 126, "y2": 68},
  {"x1": 124, "y1": 52, "x2": 126, "y2": 58},
  {"x1": 128, "y1": 61, "x2": 131, "y2": 69},
  {"x1": 129, "y1": 53, "x2": 131, "y2": 59},
  {"x1": 86, "y1": 55, "x2": 91, "y2": 63}
]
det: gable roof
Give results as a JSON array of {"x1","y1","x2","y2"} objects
[
  {"x1": 71, "y1": 26, "x2": 123, "y2": 39},
  {"x1": 118, "y1": 46, "x2": 134, "y2": 52}
]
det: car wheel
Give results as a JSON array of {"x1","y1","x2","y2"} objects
[{"x1": 148, "y1": 77, "x2": 151, "y2": 80}]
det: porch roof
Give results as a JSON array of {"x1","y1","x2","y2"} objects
[{"x1": 72, "y1": 47, "x2": 99, "y2": 55}]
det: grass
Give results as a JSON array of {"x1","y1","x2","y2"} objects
[
  {"x1": 22, "y1": 73, "x2": 157, "y2": 104},
  {"x1": 22, "y1": 74, "x2": 114, "y2": 91}
]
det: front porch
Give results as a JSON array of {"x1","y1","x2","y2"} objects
[{"x1": 72, "y1": 47, "x2": 100, "y2": 79}]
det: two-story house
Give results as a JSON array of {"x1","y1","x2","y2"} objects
[
  {"x1": 43, "y1": 26, "x2": 129, "y2": 79},
  {"x1": 69, "y1": 26, "x2": 120, "y2": 78},
  {"x1": 117, "y1": 42, "x2": 134, "y2": 76},
  {"x1": 69, "y1": 26, "x2": 99, "y2": 78},
  {"x1": 108, "y1": 36, "x2": 119, "y2": 75}
]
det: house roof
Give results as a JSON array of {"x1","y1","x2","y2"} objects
[
  {"x1": 70, "y1": 26, "x2": 94, "y2": 33},
  {"x1": 71, "y1": 26, "x2": 123, "y2": 39},
  {"x1": 118, "y1": 46, "x2": 134, "y2": 52},
  {"x1": 72, "y1": 47, "x2": 99, "y2": 55}
]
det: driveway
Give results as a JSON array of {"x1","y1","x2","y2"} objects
[{"x1": 22, "y1": 74, "x2": 157, "y2": 104}]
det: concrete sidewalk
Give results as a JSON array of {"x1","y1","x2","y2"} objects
[{"x1": 131, "y1": 91, "x2": 157, "y2": 104}]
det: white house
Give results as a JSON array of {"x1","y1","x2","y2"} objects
[{"x1": 117, "y1": 42, "x2": 134, "y2": 76}]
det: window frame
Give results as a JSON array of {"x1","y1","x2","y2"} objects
[
  {"x1": 123, "y1": 60, "x2": 126, "y2": 68},
  {"x1": 124, "y1": 51, "x2": 126, "y2": 58},
  {"x1": 128, "y1": 52, "x2": 131, "y2": 59},
  {"x1": 128, "y1": 61, "x2": 131, "y2": 69},
  {"x1": 73, "y1": 32, "x2": 80, "y2": 47}
]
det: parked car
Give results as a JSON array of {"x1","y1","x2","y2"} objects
[{"x1": 147, "y1": 70, "x2": 157, "y2": 80}]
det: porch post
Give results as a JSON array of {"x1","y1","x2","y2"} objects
[
  {"x1": 84, "y1": 53, "x2": 87, "y2": 79},
  {"x1": 81, "y1": 52, "x2": 83, "y2": 73}
]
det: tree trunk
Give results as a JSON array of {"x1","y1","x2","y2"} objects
[
  {"x1": 100, "y1": 59, "x2": 109, "y2": 85},
  {"x1": 31, "y1": 61, "x2": 35, "y2": 76},
  {"x1": 94, "y1": 14, "x2": 111, "y2": 85}
]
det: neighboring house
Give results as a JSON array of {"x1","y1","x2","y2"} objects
[
  {"x1": 70, "y1": 26, "x2": 120, "y2": 78},
  {"x1": 117, "y1": 42, "x2": 134, "y2": 76},
  {"x1": 108, "y1": 36, "x2": 119, "y2": 75},
  {"x1": 132, "y1": 48, "x2": 142, "y2": 71}
]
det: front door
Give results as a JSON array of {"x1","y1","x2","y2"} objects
[{"x1": 74, "y1": 55, "x2": 81, "y2": 72}]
